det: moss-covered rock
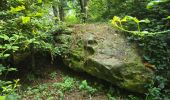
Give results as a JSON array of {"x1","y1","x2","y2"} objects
[{"x1": 58, "y1": 24, "x2": 154, "y2": 93}]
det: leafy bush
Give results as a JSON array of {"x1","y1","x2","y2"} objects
[
  {"x1": 112, "y1": 0, "x2": 170, "y2": 98},
  {"x1": 88, "y1": 0, "x2": 149, "y2": 21},
  {"x1": 79, "y1": 80, "x2": 97, "y2": 95},
  {"x1": 0, "y1": 0, "x2": 59, "y2": 98}
]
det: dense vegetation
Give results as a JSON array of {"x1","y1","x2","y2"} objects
[{"x1": 0, "y1": 0, "x2": 170, "y2": 99}]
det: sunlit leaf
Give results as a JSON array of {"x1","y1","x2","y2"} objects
[
  {"x1": 167, "y1": 16, "x2": 170, "y2": 19},
  {"x1": 9, "y1": 5, "x2": 25, "y2": 13},
  {"x1": 121, "y1": 16, "x2": 127, "y2": 22},
  {"x1": 37, "y1": 0, "x2": 42, "y2": 3},
  {"x1": 35, "y1": 12, "x2": 44, "y2": 17},
  {"x1": 133, "y1": 17, "x2": 139, "y2": 23},
  {"x1": 113, "y1": 16, "x2": 121, "y2": 22},
  {"x1": 0, "y1": 34, "x2": 9, "y2": 40},
  {"x1": 112, "y1": 16, "x2": 121, "y2": 26},
  {"x1": 0, "y1": 96, "x2": 6, "y2": 100},
  {"x1": 22, "y1": 16, "x2": 30, "y2": 24}
]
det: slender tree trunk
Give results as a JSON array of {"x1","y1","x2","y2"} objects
[
  {"x1": 79, "y1": 0, "x2": 84, "y2": 13},
  {"x1": 59, "y1": 0, "x2": 65, "y2": 21},
  {"x1": 52, "y1": 0, "x2": 65, "y2": 22},
  {"x1": 79, "y1": 0, "x2": 89, "y2": 23},
  {"x1": 52, "y1": 5, "x2": 60, "y2": 22}
]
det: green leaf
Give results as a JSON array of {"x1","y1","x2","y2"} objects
[
  {"x1": 143, "y1": 55, "x2": 150, "y2": 61},
  {"x1": 112, "y1": 16, "x2": 121, "y2": 26},
  {"x1": 113, "y1": 16, "x2": 121, "y2": 22},
  {"x1": 147, "y1": 0, "x2": 168, "y2": 9},
  {"x1": 3, "y1": 54, "x2": 10, "y2": 57},
  {"x1": 0, "y1": 34, "x2": 9, "y2": 40},
  {"x1": 22, "y1": 16, "x2": 30, "y2": 24},
  {"x1": 0, "y1": 96, "x2": 6, "y2": 100},
  {"x1": 35, "y1": 12, "x2": 44, "y2": 17},
  {"x1": 167, "y1": 16, "x2": 170, "y2": 19},
  {"x1": 5, "y1": 44, "x2": 12, "y2": 49},
  {"x1": 9, "y1": 5, "x2": 25, "y2": 13},
  {"x1": 140, "y1": 19, "x2": 150, "y2": 23},
  {"x1": 7, "y1": 68, "x2": 17, "y2": 72},
  {"x1": 37, "y1": 0, "x2": 42, "y2": 3},
  {"x1": 0, "y1": 64, "x2": 6, "y2": 72},
  {"x1": 12, "y1": 46, "x2": 19, "y2": 51},
  {"x1": 133, "y1": 17, "x2": 139, "y2": 23}
]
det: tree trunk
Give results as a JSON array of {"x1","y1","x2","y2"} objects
[
  {"x1": 52, "y1": 5, "x2": 60, "y2": 22},
  {"x1": 52, "y1": 0, "x2": 65, "y2": 22},
  {"x1": 79, "y1": 0, "x2": 89, "y2": 23},
  {"x1": 59, "y1": 0, "x2": 65, "y2": 21}
]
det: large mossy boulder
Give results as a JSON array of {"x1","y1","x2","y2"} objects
[{"x1": 56, "y1": 24, "x2": 154, "y2": 93}]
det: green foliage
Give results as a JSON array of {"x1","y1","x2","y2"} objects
[
  {"x1": 21, "y1": 16, "x2": 30, "y2": 24},
  {"x1": 49, "y1": 71, "x2": 57, "y2": 80},
  {"x1": 0, "y1": 0, "x2": 58, "y2": 57},
  {"x1": 79, "y1": 80, "x2": 97, "y2": 95},
  {"x1": 21, "y1": 76, "x2": 75, "y2": 99},
  {"x1": 65, "y1": 10, "x2": 80, "y2": 24},
  {"x1": 112, "y1": 0, "x2": 170, "y2": 98},
  {"x1": 9, "y1": 5, "x2": 26, "y2": 13},
  {"x1": 87, "y1": 0, "x2": 108, "y2": 21},
  {"x1": 87, "y1": 0, "x2": 149, "y2": 21},
  {"x1": 0, "y1": 77, "x2": 20, "y2": 100},
  {"x1": 147, "y1": 0, "x2": 169, "y2": 9},
  {"x1": 26, "y1": 73, "x2": 36, "y2": 81},
  {"x1": 0, "y1": 64, "x2": 19, "y2": 99},
  {"x1": 107, "y1": 94, "x2": 116, "y2": 100},
  {"x1": 52, "y1": 76, "x2": 75, "y2": 92},
  {"x1": 0, "y1": 0, "x2": 59, "y2": 98},
  {"x1": 112, "y1": 16, "x2": 150, "y2": 36},
  {"x1": 0, "y1": 0, "x2": 169, "y2": 99}
]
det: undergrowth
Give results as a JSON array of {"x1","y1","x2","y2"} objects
[{"x1": 112, "y1": 0, "x2": 170, "y2": 99}]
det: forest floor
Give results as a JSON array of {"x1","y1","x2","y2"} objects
[{"x1": 14, "y1": 55, "x2": 143, "y2": 100}]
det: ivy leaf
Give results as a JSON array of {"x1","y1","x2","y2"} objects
[{"x1": 22, "y1": 16, "x2": 30, "y2": 24}]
